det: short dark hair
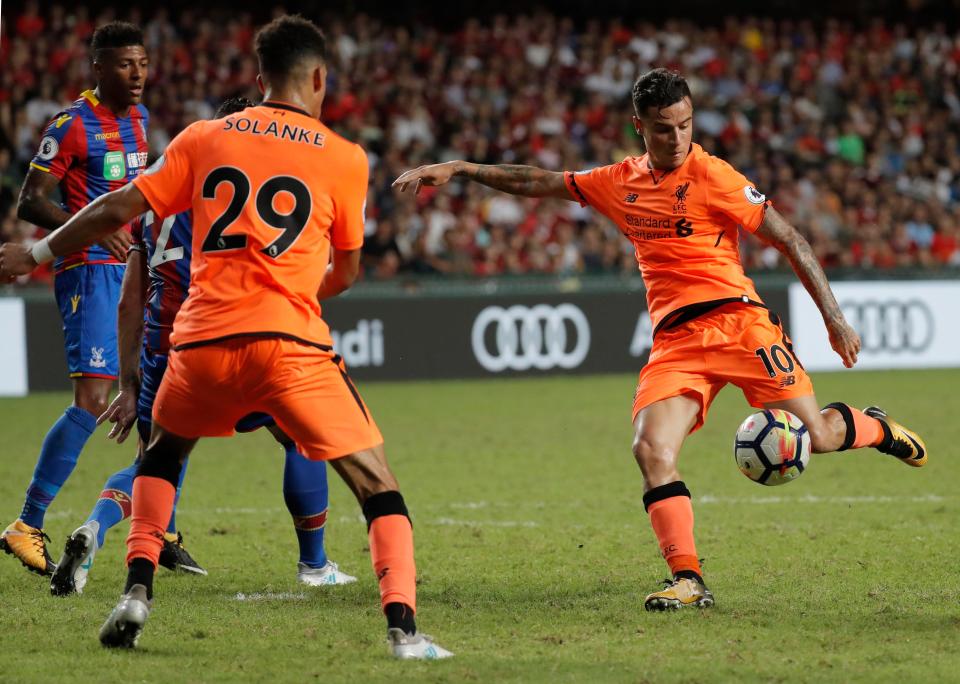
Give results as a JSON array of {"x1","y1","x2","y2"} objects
[
  {"x1": 215, "y1": 96, "x2": 255, "y2": 119},
  {"x1": 632, "y1": 68, "x2": 692, "y2": 117},
  {"x1": 254, "y1": 15, "x2": 326, "y2": 84},
  {"x1": 90, "y1": 21, "x2": 144, "y2": 56}
]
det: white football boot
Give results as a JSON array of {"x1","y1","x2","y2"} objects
[
  {"x1": 50, "y1": 523, "x2": 99, "y2": 596},
  {"x1": 99, "y1": 584, "x2": 152, "y2": 648},
  {"x1": 297, "y1": 560, "x2": 358, "y2": 586},
  {"x1": 387, "y1": 628, "x2": 454, "y2": 660}
]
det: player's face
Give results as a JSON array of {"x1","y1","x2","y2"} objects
[
  {"x1": 95, "y1": 45, "x2": 149, "y2": 107},
  {"x1": 634, "y1": 97, "x2": 694, "y2": 170}
]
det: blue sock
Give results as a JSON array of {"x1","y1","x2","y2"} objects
[
  {"x1": 85, "y1": 460, "x2": 137, "y2": 547},
  {"x1": 166, "y1": 457, "x2": 189, "y2": 535},
  {"x1": 282, "y1": 443, "x2": 328, "y2": 568},
  {"x1": 20, "y1": 406, "x2": 97, "y2": 529}
]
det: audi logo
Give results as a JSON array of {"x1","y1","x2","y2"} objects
[
  {"x1": 471, "y1": 304, "x2": 591, "y2": 372},
  {"x1": 839, "y1": 299, "x2": 934, "y2": 353}
]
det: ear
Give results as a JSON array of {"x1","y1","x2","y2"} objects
[
  {"x1": 313, "y1": 65, "x2": 325, "y2": 93},
  {"x1": 632, "y1": 115, "x2": 644, "y2": 136},
  {"x1": 256, "y1": 74, "x2": 265, "y2": 95}
]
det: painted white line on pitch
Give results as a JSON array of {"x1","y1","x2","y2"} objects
[
  {"x1": 233, "y1": 592, "x2": 306, "y2": 602},
  {"x1": 432, "y1": 517, "x2": 539, "y2": 528},
  {"x1": 38, "y1": 495, "x2": 949, "y2": 525},
  {"x1": 696, "y1": 494, "x2": 946, "y2": 505}
]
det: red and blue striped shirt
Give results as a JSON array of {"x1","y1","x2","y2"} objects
[
  {"x1": 30, "y1": 89, "x2": 150, "y2": 273},
  {"x1": 130, "y1": 210, "x2": 192, "y2": 355}
]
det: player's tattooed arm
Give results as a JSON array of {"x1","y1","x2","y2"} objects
[
  {"x1": 458, "y1": 163, "x2": 573, "y2": 199},
  {"x1": 755, "y1": 207, "x2": 861, "y2": 368},
  {"x1": 16, "y1": 167, "x2": 72, "y2": 232},
  {"x1": 393, "y1": 161, "x2": 574, "y2": 200}
]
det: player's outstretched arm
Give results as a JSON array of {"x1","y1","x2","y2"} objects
[
  {"x1": 16, "y1": 167, "x2": 72, "y2": 232},
  {"x1": 99, "y1": 248, "x2": 147, "y2": 443},
  {"x1": 317, "y1": 248, "x2": 362, "y2": 302},
  {"x1": 393, "y1": 161, "x2": 574, "y2": 200},
  {"x1": 17, "y1": 167, "x2": 134, "y2": 262},
  {"x1": 0, "y1": 183, "x2": 146, "y2": 279},
  {"x1": 755, "y1": 206, "x2": 860, "y2": 368}
]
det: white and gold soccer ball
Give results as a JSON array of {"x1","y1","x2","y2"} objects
[{"x1": 734, "y1": 409, "x2": 811, "y2": 486}]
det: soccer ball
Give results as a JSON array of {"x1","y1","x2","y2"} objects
[{"x1": 734, "y1": 409, "x2": 810, "y2": 486}]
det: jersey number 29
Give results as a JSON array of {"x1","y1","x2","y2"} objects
[{"x1": 200, "y1": 166, "x2": 311, "y2": 258}]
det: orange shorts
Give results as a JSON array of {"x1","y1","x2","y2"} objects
[
  {"x1": 632, "y1": 303, "x2": 813, "y2": 432},
  {"x1": 153, "y1": 337, "x2": 383, "y2": 460}
]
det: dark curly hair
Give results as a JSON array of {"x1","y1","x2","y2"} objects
[
  {"x1": 90, "y1": 21, "x2": 144, "y2": 56},
  {"x1": 254, "y1": 15, "x2": 326, "y2": 85},
  {"x1": 214, "y1": 96, "x2": 255, "y2": 119},
  {"x1": 632, "y1": 68, "x2": 692, "y2": 118}
]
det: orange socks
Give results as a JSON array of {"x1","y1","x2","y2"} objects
[
  {"x1": 126, "y1": 476, "x2": 176, "y2": 568},
  {"x1": 643, "y1": 481, "x2": 701, "y2": 578},
  {"x1": 823, "y1": 403, "x2": 884, "y2": 450},
  {"x1": 369, "y1": 514, "x2": 417, "y2": 612}
]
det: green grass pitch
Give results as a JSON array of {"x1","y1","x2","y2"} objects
[{"x1": 0, "y1": 369, "x2": 958, "y2": 683}]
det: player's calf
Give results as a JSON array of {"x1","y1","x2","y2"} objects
[
  {"x1": 361, "y1": 492, "x2": 454, "y2": 660},
  {"x1": 641, "y1": 481, "x2": 713, "y2": 612},
  {"x1": 821, "y1": 403, "x2": 926, "y2": 466}
]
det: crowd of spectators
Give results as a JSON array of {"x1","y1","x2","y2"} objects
[{"x1": 2, "y1": 3, "x2": 960, "y2": 285}]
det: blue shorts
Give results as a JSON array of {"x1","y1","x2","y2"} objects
[
  {"x1": 137, "y1": 348, "x2": 276, "y2": 443},
  {"x1": 55, "y1": 264, "x2": 124, "y2": 379}
]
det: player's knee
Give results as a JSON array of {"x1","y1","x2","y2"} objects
[
  {"x1": 361, "y1": 490, "x2": 411, "y2": 530},
  {"x1": 632, "y1": 433, "x2": 678, "y2": 480},
  {"x1": 74, "y1": 392, "x2": 110, "y2": 418},
  {"x1": 808, "y1": 407, "x2": 847, "y2": 453},
  {"x1": 137, "y1": 445, "x2": 183, "y2": 487},
  {"x1": 73, "y1": 380, "x2": 112, "y2": 417}
]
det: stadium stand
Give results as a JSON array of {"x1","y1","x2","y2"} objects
[{"x1": 1, "y1": 5, "x2": 959, "y2": 283}]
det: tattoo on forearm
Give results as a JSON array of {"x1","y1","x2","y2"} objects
[
  {"x1": 772, "y1": 218, "x2": 843, "y2": 324},
  {"x1": 461, "y1": 164, "x2": 560, "y2": 197}
]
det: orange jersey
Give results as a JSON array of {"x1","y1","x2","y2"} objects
[
  {"x1": 133, "y1": 102, "x2": 368, "y2": 349},
  {"x1": 564, "y1": 143, "x2": 769, "y2": 334}
]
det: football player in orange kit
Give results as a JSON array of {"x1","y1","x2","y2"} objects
[
  {"x1": 0, "y1": 15, "x2": 451, "y2": 659},
  {"x1": 394, "y1": 68, "x2": 927, "y2": 611}
]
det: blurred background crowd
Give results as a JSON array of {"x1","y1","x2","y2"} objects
[{"x1": 2, "y1": 2, "x2": 959, "y2": 284}]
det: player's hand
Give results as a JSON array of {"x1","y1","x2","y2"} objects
[
  {"x1": 98, "y1": 389, "x2": 138, "y2": 444},
  {"x1": 97, "y1": 229, "x2": 133, "y2": 262},
  {"x1": 0, "y1": 243, "x2": 38, "y2": 280},
  {"x1": 827, "y1": 317, "x2": 860, "y2": 368},
  {"x1": 392, "y1": 161, "x2": 461, "y2": 194}
]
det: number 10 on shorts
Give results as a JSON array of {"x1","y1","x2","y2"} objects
[{"x1": 754, "y1": 344, "x2": 795, "y2": 378}]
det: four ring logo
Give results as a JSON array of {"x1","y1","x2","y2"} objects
[
  {"x1": 839, "y1": 299, "x2": 934, "y2": 353},
  {"x1": 471, "y1": 304, "x2": 591, "y2": 372}
]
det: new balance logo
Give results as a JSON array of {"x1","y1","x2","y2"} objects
[
  {"x1": 779, "y1": 375, "x2": 796, "y2": 388},
  {"x1": 624, "y1": 193, "x2": 639, "y2": 203}
]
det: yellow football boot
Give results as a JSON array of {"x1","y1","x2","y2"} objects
[
  {"x1": 864, "y1": 406, "x2": 927, "y2": 467},
  {"x1": 0, "y1": 519, "x2": 56, "y2": 576},
  {"x1": 644, "y1": 576, "x2": 715, "y2": 611}
]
